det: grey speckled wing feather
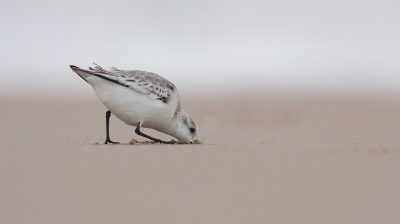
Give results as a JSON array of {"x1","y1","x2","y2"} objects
[{"x1": 89, "y1": 63, "x2": 176, "y2": 103}]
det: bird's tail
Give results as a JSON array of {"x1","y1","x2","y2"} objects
[{"x1": 70, "y1": 65, "x2": 94, "y2": 83}]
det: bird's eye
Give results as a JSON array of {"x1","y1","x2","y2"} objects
[{"x1": 190, "y1": 128, "x2": 195, "y2": 133}]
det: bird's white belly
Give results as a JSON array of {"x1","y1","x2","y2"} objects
[{"x1": 87, "y1": 76, "x2": 173, "y2": 129}]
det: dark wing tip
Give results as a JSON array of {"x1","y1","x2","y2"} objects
[{"x1": 70, "y1": 65, "x2": 78, "y2": 70}]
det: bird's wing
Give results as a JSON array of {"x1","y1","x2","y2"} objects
[{"x1": 89, "y1": 63, "x2": 176, "y2": 103}]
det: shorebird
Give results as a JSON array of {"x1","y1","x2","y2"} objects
[{"x1": 70, "y1": 63, "x2": 197, "y2": 144}]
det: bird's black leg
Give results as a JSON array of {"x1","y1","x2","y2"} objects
[
  {"x1": 135, "y1": 122, "x2": 175, "y2": 144},
  {"x1": 104, "y1": 110, "x2": 120, "y2": 144}
]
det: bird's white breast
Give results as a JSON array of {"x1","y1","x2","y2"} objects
[{"x1": 87, "y1": 76, "x2": 178, "y2": 130}]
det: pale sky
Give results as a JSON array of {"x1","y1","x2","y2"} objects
[{"x1": 1, "y1": 0, "x2": 399, "y2": 97}]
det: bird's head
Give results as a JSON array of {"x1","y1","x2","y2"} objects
[{"x1": 171, "y1": 109, "x2": 198, "y2": 144}]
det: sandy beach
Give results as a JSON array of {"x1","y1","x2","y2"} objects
[{"x1": 1, "y1": 93, "x2": 399, "y2": 223}]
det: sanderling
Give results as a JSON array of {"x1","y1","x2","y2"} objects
[{"x1": 70, "y1": 63, "x2": 197, "y2": 144}]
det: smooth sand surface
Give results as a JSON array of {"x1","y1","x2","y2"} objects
[{"x1": 1, "y1": 93, "x2": 399, "y2": 224}]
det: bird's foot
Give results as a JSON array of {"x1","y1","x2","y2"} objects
[{"x1": 104, "y1": 139, "x2": 120, "y2": 144}]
